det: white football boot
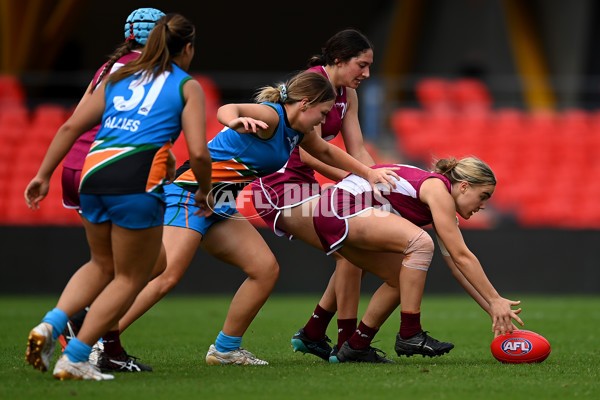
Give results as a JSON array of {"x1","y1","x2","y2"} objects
[
  {"x1": 205, "y1": 344, "x2": 268, "y2": 365},
  {"x1": 25, "y1": 322, "x2": 56, "y2": 372},
  {"x1": 53, "y1": 355, "x2": 114, "y2": 380}
]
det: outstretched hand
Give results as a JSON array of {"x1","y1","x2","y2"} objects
[
  {"x1": 366, "y1": 167, "x2": 400, "y2": 197},
  {"x1": 24, "y1": 177, "x2": 50, "y2": 210},
  {"x1": 490, "y1": 298, "x2": 524, "y2": 337}
]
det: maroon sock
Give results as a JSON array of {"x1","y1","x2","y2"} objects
[
  {"x1": 347, "y1": 321, "x2": 378, "y2": 350},
  {"x1": 102, "y1": 330, "x2": 124, "y2": 356},
  {"x1": 336, "y1": 318, "x2": 357, "y2": 349},
  {"x1": 303, "y1": 304, "x2": 335, "y2": 341},
  {"x1": 400, "y1": 311, "x2": 422, "y2": 339}
]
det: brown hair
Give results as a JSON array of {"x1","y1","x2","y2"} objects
[
  {"x1": 92, "y1": 41, "x2": 143, "y2": 92},
  {"x1": 308, "y1": 29, "x2": 373, "y2": 67},
  {"x1": 109, "y1": 14, "x2": 195, "y2": 84},
  {"x1": 254, "y1": 71, "x2": 335, "y2": 106}
]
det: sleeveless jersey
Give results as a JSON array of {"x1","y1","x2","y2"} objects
[
  {"x1": 333, "y1": 164, "x2": 452, "y2": 227},
  {"x1": 63, "y1": 51, "x2": 141, "y2": 170},
  {"x1": 313, "y1": 164, "x2": 452, "y2": 254},
  {"x1": 79, "y1": 63, "x2": 192, "y2": 195},
  {"x1": 173, "y1": 102, "x2": 304, "y2": 191},
  {"x1": 255, "y1": 65, "x2": 348, "y2": 193}
]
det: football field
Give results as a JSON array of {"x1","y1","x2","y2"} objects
[{"x1": 1, "y1": 294, "x2": 598, "y2": 399}]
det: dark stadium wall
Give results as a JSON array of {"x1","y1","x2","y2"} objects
[
  {"x1": 2, "y1": 226, "x2": 599, "y2": 295},
  {"x1": 56, "y1": 0, "x2": 395, "y2": 75},
  {"x1": 27, "y1": 0, "x2": 396, "y2": 106},
  {"x1": 24, "y1": 0, "x2": 595, "y2": 116}
]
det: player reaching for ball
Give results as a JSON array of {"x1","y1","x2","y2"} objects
[
  {"x1": 259, "y1": 156, "x2": 524, "y2": 362},
  {"x1": 327, "y1": 157, "x2": 524, "y2": 362}
]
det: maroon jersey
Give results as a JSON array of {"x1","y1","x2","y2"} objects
[
  {"x1": 313, "y1": 164, "x2": 452, "y2": 254},
  {"x1": 333, "y1": 164, "x2": 451, "y2": 226},
  {"x1": 62, "y1": 51, "x2": 141, "y2": 170}
]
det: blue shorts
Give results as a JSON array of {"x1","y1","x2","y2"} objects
[
  {"x1": 163, "y1": 183, "x2": 239, "y2": 236},
  {"x1": 80, "y1": 192, "x2": 165, "y2": 229}
]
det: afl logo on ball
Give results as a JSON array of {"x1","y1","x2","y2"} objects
[{"x1": 501, "y1": 338, "x2": 532, "y2": 355}]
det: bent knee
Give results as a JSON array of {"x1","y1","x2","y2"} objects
[
  {"x1": 402, "y1": 230, "x2": 434, "y2": 271},
  {"x1": 260, "y1": 258, "x2": 280, "y2": 281},
  {"x1": 247, "y1": 256, "x2": 279, "y2": 282},
  {"x1": 149, "y1": 270, "x2": 185, "y2": 296},
  {"x1": 87, "y1": 258, "x2": 115, "y2": 279}
]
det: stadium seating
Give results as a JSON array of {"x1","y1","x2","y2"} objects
[
  {"x1": 0, "y1": 75, "x2": 26, "y2": 107},
  {"x1": 4, "y1": 73, "x2": 600, "y2": 229},
  {"x1": 415, "y1": 78, "x2": 453, "y2": 111},
  {"x1": 392, "y1": 77, "x2": 600, "y2": 229},
  {"x1": 448, "y1": 78, "x2": 492, "y2": 112},
  {"x1": 0, "y1": 75, "x2": 225, "y2": 226}
]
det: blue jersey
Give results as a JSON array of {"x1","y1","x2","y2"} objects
[
  {"x1": 80, "y1": 64, "x2": 192, "y2": 195},
  {"x1": 174, "y1": 102, "x2": 304, "y2": 188}
]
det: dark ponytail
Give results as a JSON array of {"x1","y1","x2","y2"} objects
[{"x1": 308, "y1": 29, "x2": 373, "y2": 67}]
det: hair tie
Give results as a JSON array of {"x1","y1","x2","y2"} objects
[{"x1": 279, "y1": 84, "x2": 288, "y2": 102}]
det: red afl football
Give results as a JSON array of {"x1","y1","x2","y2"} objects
[{"x1": 490, "y1": 330, "x2": 551, "y2": 363}]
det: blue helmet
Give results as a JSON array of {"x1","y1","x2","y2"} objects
[{"x1": 124, "y1": 8, "x2": 166, "y2": 45}]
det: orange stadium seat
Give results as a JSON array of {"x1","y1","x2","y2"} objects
[
  {"x1": 390, "y1": 77, "x2": 600, "y2": 229},
  {"x1": 31, "y1": 104, "x2": 68, "y2": 130},
  {"x1": 588, "y1": 109, "x2": 600, "y2": 132},
  {"x1": 390, "y1": 109, "x2": 424, "y2": 158},
  {"x1": 525, "y1": 110, "x2": 557, "y2": 138},
  {"x1": 448, "y1": 78, "x2": 492, "y2": 111},
  {"x1": 192, "y1": 74, "x2": 223, "y2": 141},
  {"x1": 0, "y1": 104, "x2": 29, "y2": 135},
  {"x1": 390, "y1": 108, "x2": 422, "y2": 137},
  {"x1": 491, "y1": 108, "x2": 526, "y2": 136},
  {"x1": 0, "y1": 75, "x2": 26, "y2": 107},
  {"x1": 558, "y1": 108, "x2": 590, "y2": 135},
  {"x1": 415, "y1": 78, "x2": 452, "y2": 111},
  {"x1": 192, "y1": 74, "x2": 221, "y2": 104}
]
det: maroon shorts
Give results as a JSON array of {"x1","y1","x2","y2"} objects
[
  {"x1": 313, "y1": 186, "x2": 380, "y2": 255},
  {"x1": 251, "y1": 178, "x2": 321, "y2": 237},
  {"x1": 61, "y1": 167, "x2": 82, "y2": 210}
]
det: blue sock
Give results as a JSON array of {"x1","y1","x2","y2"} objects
[
  {"x1": 42, "y1": 308, "x2": 69, "y2": 340},
  {"x1": 64, "y1": 337, "x2": 92, "y2": 363},
  {"x1": 215, "y1": 331, "x2": 242, "y2": 353}
]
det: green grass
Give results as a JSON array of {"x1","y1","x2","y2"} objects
[{"x1": 1, "y1": 294, "x2": 599, "y2": 399}]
